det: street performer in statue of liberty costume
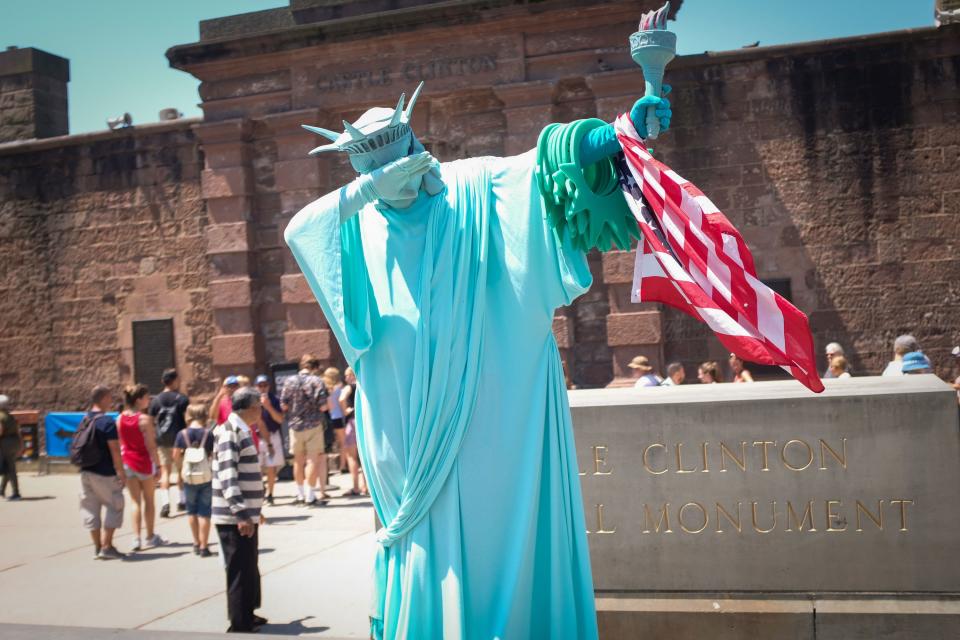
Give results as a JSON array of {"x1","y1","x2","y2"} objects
[{"x1": 285, "y1": 73, "x2": 671, "y2": 637}]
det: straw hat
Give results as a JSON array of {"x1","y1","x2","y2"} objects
[{"x1": 627, "y1": 355, "x2": 653, "y2": 372}]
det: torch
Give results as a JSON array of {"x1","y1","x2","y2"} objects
[{"x1": 629, "y1": 2, "x2": 676, "y2": 139}]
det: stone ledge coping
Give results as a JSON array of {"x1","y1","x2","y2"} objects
[
  {"x1": 597, "y1": 596, "x2": 960, "y2": 615},
  {"x1": 0, "y1": 118, "x2": 202, "y2": 157},
  {"x1": 568, "y1": 374, "x2": 952, "y2": 407}
]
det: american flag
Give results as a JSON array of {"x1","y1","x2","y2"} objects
[{"x1": 613, "y1": 114, "x2": 824, "y2": 393}]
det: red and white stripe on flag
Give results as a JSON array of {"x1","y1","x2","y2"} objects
[{"x1": 614, "y1": 114, "x2": 824, "y2": 393}]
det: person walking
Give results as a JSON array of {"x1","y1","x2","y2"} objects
[
  {"x1": 729, "y1": 353, "x2": 754, "y2": 383},
  {"x1": 882, "y1": 335, "x2": 920, "y2": 376},
  {"x1": 255, "y1": 375, "x2": 285, "y2": 506},
  {"x1": 212, "y1": 387, "x2": 266, "y2": 633},
  {"x1": 324, "y1": 368, "x2": 348, "y2": 474},
  {"x1": 148, "y1": 369, "x2": 190, "y2": 518},
  {"x1": 338, "y1": 368, "x2": 368, "y2": 497},
  {"x1": 0, "y1": 395, "x2": 23, "y2": 500},
  {"x1": 822, "y1": 342, "x2": 845, "y2": 378},
  {"x1": 697, "y1": 361, "x2": 720, "y2": 384},
  {"x1": 174, "y1": 404, "x2": 216, "y2": 557},
  {"x1": 210, "y1": 376, "x2": 240, "y2": 426},
  {"x1": 119, "y1": 384, "x2": 164, "y2": 551},
  {"x1": 280, "y1": 355, "x2": 330, "y2": 506},
  {"x1": 660, "y1": 362, "x2": 686, "y2": 386},
  {"x1": 77, "y1": 386, "x2": 126, "y2": 560},
  {"x1": 829, "y1": 356, "x2": 852, "y2": 379},
  {"x1": 628, "y1": 355, "x2": 662, "y2": 388}
]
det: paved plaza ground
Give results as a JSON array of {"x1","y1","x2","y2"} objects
[{"x1": 0, "y1": 470, "x2": 375, "y2": 638}]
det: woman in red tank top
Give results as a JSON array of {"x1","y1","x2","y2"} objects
[{"x1": 119, "y1": 384, "x2": 163, "y2": 551}]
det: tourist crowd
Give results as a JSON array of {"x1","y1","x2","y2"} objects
[
  {"x1": 0, "y1": 356, "x2": 369, "y2": 633},
  {"x1": 628, "y1": 334, "x2": 960, "y2": 394}
]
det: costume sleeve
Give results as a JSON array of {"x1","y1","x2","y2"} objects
[
  {"x1": 489, "y1": 150, "x2": 593, "y2": 316},
  {"x1": 284, "y1": 193, "x2": 373, "y2": 368}
]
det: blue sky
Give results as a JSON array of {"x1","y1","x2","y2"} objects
[{"x1": 2, "y1": 0, "x2": 934, "y2": 135}]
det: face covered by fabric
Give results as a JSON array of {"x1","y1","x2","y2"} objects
[{"x1": 302, "y1": 82, "x2": 443, "y2": 210}]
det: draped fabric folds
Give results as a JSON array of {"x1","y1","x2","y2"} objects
[{"x1": 284, "y1": 150, "x2": 598, "y2": 640}]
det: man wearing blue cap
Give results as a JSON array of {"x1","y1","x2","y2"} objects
[
  {"x1": 901, "y1": 351, "x2": 933, "y2": 375},
  {"x1": 255, "y1": 375, "x2": 285, "y2": 505},
  {"x1": 210, "y1": 376, "x2": 241, "y2": 428}
]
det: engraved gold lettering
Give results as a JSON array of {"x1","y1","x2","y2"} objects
[
  {"x1": 751, "y1": 500, "x2": 777, "y2": 533},
  {"x1": 819, "y1": 438, "x2": 848, "y2": 470},
  {"x1": 700, "y1": 442, "x2": 710, "y2": 473},
  {"x1": 890, "y1": 499, "x2": 914, "y2": 532},
  {"x1": 679, "y1": 502, "x2": 709, "y2": 534},
  {"x1": 594, "y1": 503, "x2": 616, "y2": 534},
  {"x1": 826, "y1": 499, "x2": 847, "y2": 532},
  {"x1": 855, "y1": 499, "x2": 884, "y2": 532},
  {"x1": 593, "y1": 446, "x2": 612, "y2": 476},
  {"x1": 642, "y1": 503, "x2": 673, "y2": 533},
  {"x1": 719, "y1": 441, "x2": 747, "y2": 472},
  {"x1": 715, "y1": 502, "x2": 743, "y2": 533},
  {"x1": 781, "y1": 439, "x2": 814, "y2": 472},
  {"x1": 752, "y1": 441, "x2": 777, "y2": 471},
  {"x1": 785, "y1": 500, "x2": 817, "y2": 532},
  {"x1": 675, "y1": 443, "x2": 697, "y2": 474},
  {"x1": 642, "y1": 443, "x2": 668, "y2": 475}
]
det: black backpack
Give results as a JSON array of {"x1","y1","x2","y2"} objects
[{"x1": 69, "y1": 413, "x2": 102, "y2": 468}]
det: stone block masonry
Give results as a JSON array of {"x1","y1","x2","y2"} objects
[{"x1": 0, "y1": 120, "x2": 210, "y2": 409}]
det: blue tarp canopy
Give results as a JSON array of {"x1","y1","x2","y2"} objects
[{"x1": 45, "y1": 412, "x2": 118, "y2": 458}]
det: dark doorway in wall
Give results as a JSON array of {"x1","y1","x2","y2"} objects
[{"x1": 133, "y1": 319, "x2": 175, "y2": 393}]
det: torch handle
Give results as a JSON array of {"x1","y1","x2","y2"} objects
[{"x1": 645, "y1": 104, "x2": 660, "y2": 140}]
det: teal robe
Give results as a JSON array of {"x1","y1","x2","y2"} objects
[{"x1": 285, "y1": 149, "x2": 598, "y2": 639}]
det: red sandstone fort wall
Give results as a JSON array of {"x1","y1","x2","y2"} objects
[{"x1": 0, "y1": 122, "x2": 211, "y2": 409}]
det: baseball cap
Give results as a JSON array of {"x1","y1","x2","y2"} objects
[
  {"x1": 224, "y1": 375, "x2": 240, "y2": 386},
  {"x1": 255, "y1": 375, "x2": 270, "y2": 384}
]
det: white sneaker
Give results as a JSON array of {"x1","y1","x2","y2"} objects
[
  {"x1": 146, "y1": 534, "x2": 166, "y2": 547},
  {"x1": 131, "y1": 538, "x2": 142, "y2": 552}
]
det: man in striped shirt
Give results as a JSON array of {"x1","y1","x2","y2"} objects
[{"x1": 212, "y1": 386, "x2": 266, "y2": 633}]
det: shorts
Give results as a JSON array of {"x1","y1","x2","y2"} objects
[
  {"x1": 79, "y1": 471, "x2": 125, "y2": 531},
  {"x1": 344, "y1": 418, "x2": 357, "y2": 448},
  {"x1": 329, "y1": 417, "x2": 344, "y2": 430},
  {"x1": 157, "y1": 446, "x2": 181, "y2": 474},
  {"x1": 183, "y1": 482, "x2": 212, "y2": 518},
  {"x1": 289, "y1": 426, "x2": 324, "y2": 457},
  {"x1": 123, "y1": 464, "x2": 154, "y2": 481},
  {"x1": 259, "y1": 431, "x2": 284, "y2": 468}
]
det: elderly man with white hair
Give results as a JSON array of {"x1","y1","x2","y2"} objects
[
  {"x1": 822, "y1": 342, "x2": 846, "y2": 378},
  {"x1": 0, "y1": 395, "x2": 23, "y2": 501},
  {"x1": 882, "y1": 335, "x2": 921, "y2": 376}
]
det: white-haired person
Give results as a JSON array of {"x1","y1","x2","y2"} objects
[
  {"x1": 882, "y1": 335, "x2": 921, "y2": 376},
  {"x1": 823, "y1": 342, "x2": 845, "y2": 378}
]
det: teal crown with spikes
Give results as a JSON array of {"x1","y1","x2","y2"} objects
[{"x1": 302, "y1": 81, "x2": 424, "y2": 175}]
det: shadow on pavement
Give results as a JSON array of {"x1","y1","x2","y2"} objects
[
  {"x1": 123, "y1": 551, "x2": 190, "y2": 562},
  {"x1": 258, "y1": 616, "x2": 330, "y2": 636},
  {"x1": 263, "y1": 515, "x2": 311, "y2": 524},
  {"x1": 10, "y1": 496, "x2": 55, "y2": 501}
]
